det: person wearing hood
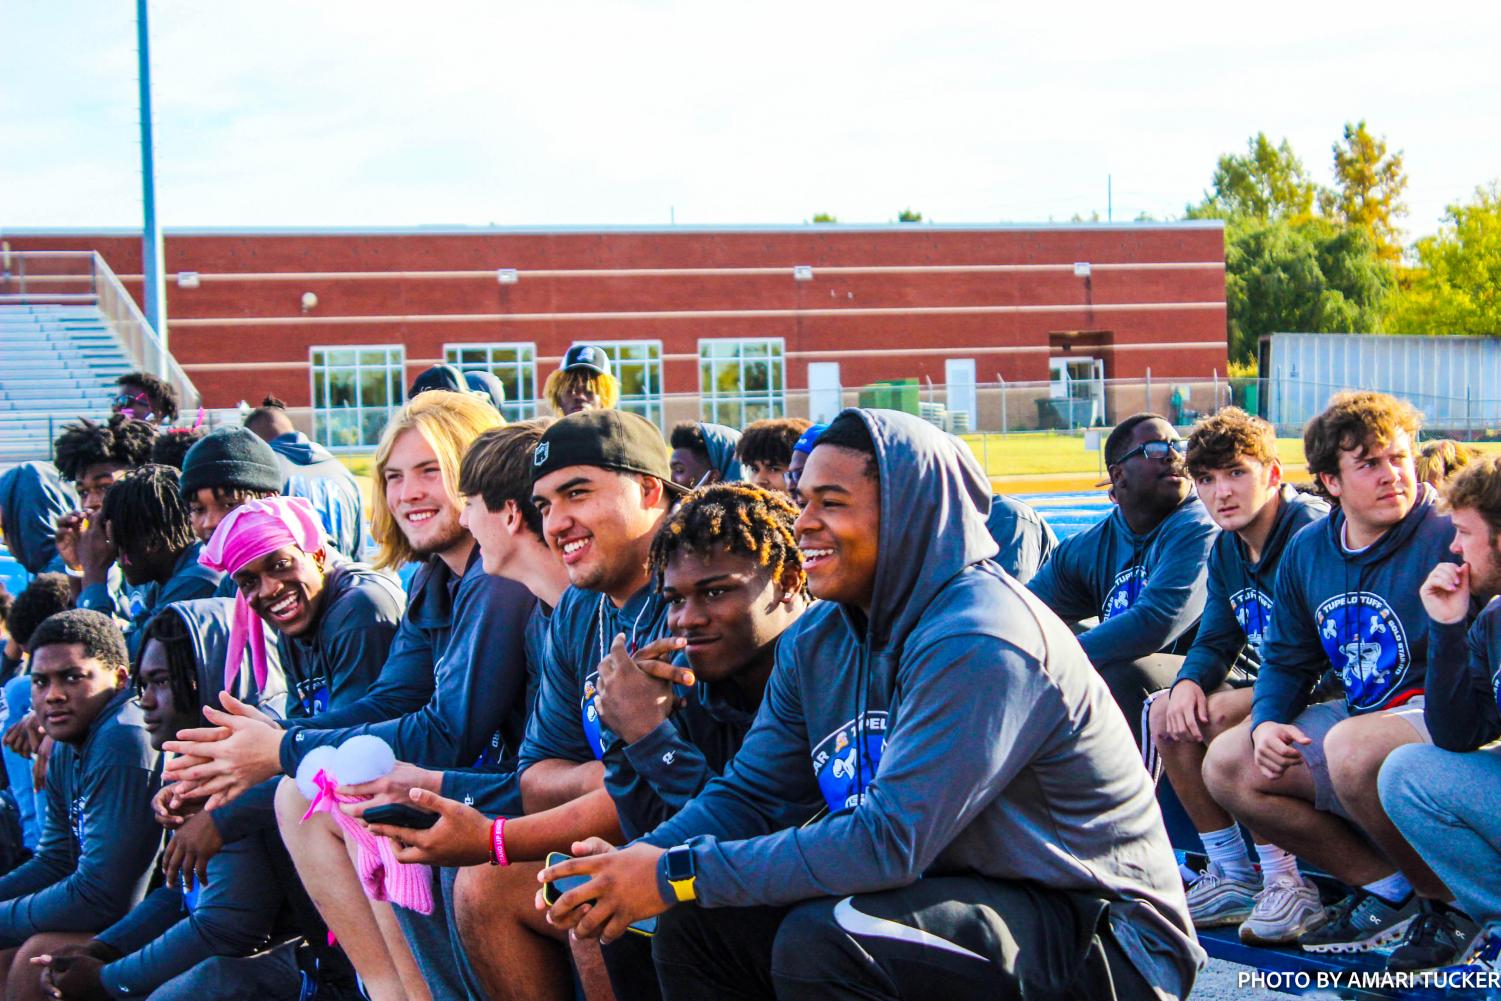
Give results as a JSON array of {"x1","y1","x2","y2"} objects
[
  {"x1": 77, "y1": 465, "x2": 225, "y2": 658},
  {"x1": 22, "y1": 599, "x2": 307, "y2": 1001},
  {"x1": 735, "y1": 418, "x2": 812, "y2": 495},
  {"x1": 668, "y1": 422, "x2": 742, "y2": 489},
  {"x1": 540, "y1": 409, "x2": 1202, "y2": 1001},
  {"x1": 0, "y1": 463, "x2": 76, "y2": 578},
  {"x1": 0, "y1": 611, "x2": 160, "y2": 963},
  {"x1": 1205, "y1": 392, "x2": 1455, "y2": 958},
  {"x1": 1027, "y1": 413, "x2": 1218, "y2": 738},
  {"x1": 950, "y1": 434, "x2": 1057, "y2": 584},
  {"x1": 1146, "y1": 409, "x2": 1327, "y2": 939},
  {"x1": 242, "y1": 403, "x2": 367, "y2": 562}
]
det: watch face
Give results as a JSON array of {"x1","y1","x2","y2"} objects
[{"x1": 666, "y1": 847, "x2": 694, "y2": 882}]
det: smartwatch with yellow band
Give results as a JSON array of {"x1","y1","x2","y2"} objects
[{"x1": 664, "y1": 844, "x2": 697, "y2": 902}]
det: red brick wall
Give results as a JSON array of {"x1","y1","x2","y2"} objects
[{"x1": 6, "y1": 226, "x2": 1227, "y2": 408}]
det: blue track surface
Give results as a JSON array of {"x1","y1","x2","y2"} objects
[{"x1": 1014, "y1": 490, "x2": 1113, "y2": 540}]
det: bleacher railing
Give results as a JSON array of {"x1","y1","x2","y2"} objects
[{"x1": 0, "y1": 250, "x2": 201, "y2": 414}]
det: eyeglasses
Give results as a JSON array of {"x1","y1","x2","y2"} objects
[
  {"x1": 112, "y1": 391, "x2": 150, "y2": 410},
  {"x1": 1114, "y1": 438, "x2": 1188, "y2": 464}
]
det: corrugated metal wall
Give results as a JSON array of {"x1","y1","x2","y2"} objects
[{"x1": 1266, "y1": 333, "x2": 1501, "y2": 430}]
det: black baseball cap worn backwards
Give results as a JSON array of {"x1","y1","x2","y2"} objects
[{"x1": 532, "y1": 410, "x2": 687, "y2": 494}]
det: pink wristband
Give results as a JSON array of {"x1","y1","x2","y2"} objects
[{"x1": 490, "y1": 816, "x2": 509, "y2": 867}]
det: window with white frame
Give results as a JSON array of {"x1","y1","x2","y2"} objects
[
  {"x1": 309, "y1": 346, "x2": 405, "y2": 449},
  {"x1": 445, "y1": 342, "x2": 537, "y2": 420},
  {"x1": 590, "y1": 341, "x2": 664, "y2": 427},
  {"x1": 698, "y1": 338, "x2": 785, "y2": 427}
]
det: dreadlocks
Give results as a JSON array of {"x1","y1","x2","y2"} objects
[
  {"x1": 134, "y1": 606, "x2": 200, "y2": 713},
  {"x1": 649, "y1": 483, "x2": 804, "y2": 592},
  {"x1": 100, "y1": 464, "x2": 195, "y2": 558},
  {"x1": 53, "y1": 414, "x2": 156, "y2": 482}
]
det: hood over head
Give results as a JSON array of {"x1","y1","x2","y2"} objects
[
  {"x1": 1326, "y1": 481, "x2": 1440, "y2": 566},
  {"x1": 0, "y1": 462, "x2": 77, "y2": 574},
  {"x1": 699, "y1": 423, "x2": 743, "y2": 482},
  {"x1": 158, "y1": 597, "x2": 236, "y2": 707},
  {"x1": 270, "y1": 430, "x2": 337, "y2": 467},
  {"x1": 833, "y1": 409, "x2": 997, "y2": 649}
]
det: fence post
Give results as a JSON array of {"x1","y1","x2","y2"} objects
[
  {"x1": 1145, "y1": 368, "x2": 1152, "y2": 416},
  {"x1": 997, "y1": 374, "x2": 1008, "y2": 436},
  {"x1": 1212, "y1": 368, "x2": 1219, "y2": 411}
]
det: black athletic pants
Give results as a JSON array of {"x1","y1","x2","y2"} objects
[{"x1": 651, "y1": 874, "x2": 1158, "y2": 1001}]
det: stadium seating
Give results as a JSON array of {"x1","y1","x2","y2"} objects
[{"x1": 0, "y1": 304, "x2": 128, "y2": 465}]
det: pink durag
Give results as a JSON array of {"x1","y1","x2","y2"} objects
[
  {"x1": 198, "y1": 495, "x2": 326, "y2": 695},
  {"x1": 302, "y1": 770, "x2": 434, "y2": 914}
]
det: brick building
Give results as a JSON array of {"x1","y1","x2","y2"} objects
[{"x1": 4, "y1": 223, "x2": 1226, "y2": 446}]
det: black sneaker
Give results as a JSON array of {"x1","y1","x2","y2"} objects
[
  {"x1": 1300, "y1": 890, "x2": 1420, "y2": 953},
  {"x1": 1387, "y1": 904, "x2": 1478, "y2": 972}
]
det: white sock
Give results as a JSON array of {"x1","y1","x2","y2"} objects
[
  {"x1": 1255, "y1": 843, "x2": 1299, "y2": 883},
  {"x1": 1363, "y1": 872, "x2": 1413, "y2": 905},
  {"x1": 1201, "y1": 825, "x2": 1255, "y2": 880}
]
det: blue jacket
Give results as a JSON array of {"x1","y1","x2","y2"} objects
[
  {"x1": 985, "y1": 493, "x2": 1057, "y2": 584},
  {"x1": 268, "y1": 432, "x2": 366, "y2": 562},
  {"x1": 641, "y1": 409, "x2": 1201, "y2": 1000},
  {"x1": 279, "y1": 548, "x2": 535, "y2": 774},
  {"x1": 1425, "y1": 601, "x2": 1501, "y2": 753},
  {"x1": 1176, "y1": 487, "x2": 1328, "y2": 692},
  {"x1": 0, "y1": 462, "x2": 75, "y2": 575},
  {"x1": 1027, "y1": 492, "x2": 1217, "y2": 666},
  {"x1": 1252, "y1": 484, "x2": 1456, "y2": 730},
  {"x1": 0, "y1": 690, "x2": 161, "y2": 947},
  {"x1": 79, "y1": 543, "x2": 224, "y2": 659}
]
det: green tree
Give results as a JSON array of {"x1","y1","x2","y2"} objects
[
  {"x1": 897, "y1": 208, "x2": 923, "y2": 222},
  {"x1": 1224, "y1": 217, "x2": 1391, "y2": 363},
  {"x1": 1320, "y1": 121, "x2": 1408, "y2": 261},
  {"x1": 811, "y1": 212, "x2": 838, "y2": 223},
  {"x1": 1187, "y1": 133, "x2": 1317, "y2": 223},
  {"x1": 1387, "y1": 183, "x2": 1501, "y2": 336}
]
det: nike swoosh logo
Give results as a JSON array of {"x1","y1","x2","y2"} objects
[{"x1": 832, "y1": 898, "x2": 989, "y2": 962}]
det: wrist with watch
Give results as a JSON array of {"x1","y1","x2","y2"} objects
[{"x1": 661, "y1": 843, "x2": 697, "y2": 903}]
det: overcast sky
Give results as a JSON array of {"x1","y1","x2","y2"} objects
[{"x1": 4, "y1": 0, "x2": 1498, "y2": 243}]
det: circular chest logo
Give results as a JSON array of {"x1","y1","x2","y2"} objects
[
  {"x1": 810, "y1": 713, "x2": 887, "y2": 811},
  {"x1": 1103, "y1": 565, "x2": 1147, "y2": 620},
  {"x1": 1315, "y1": 593, "x2": 1411, "y2": 711},
  {"x1": 1230, "y1": 587, "x2": 1273, "y2": 657}
]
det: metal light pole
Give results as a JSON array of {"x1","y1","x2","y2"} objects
[{"x1": 137, "y1": 0, "x2": 168, "y2": 370}]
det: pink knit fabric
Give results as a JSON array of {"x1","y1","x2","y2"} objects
[
  {"x1": 199, "y1": 496, "x2": 326, "y2": 694},
  {"x1": 302, "y1": 770, "x2": 434, "y2": 914}
]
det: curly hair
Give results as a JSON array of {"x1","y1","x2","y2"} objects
[
  {"x1": 117, "y1": 371, "x2": 180, "y2": 422},
  {"x1": 7, "y1": 574, "x2": 74, "y2": 649},
  {"x1": 28, "y1": 608, "x2": 129, "y2": 672},
  {"x1": 150, "y1": 427, "x2": 206, "y2": 470},
  {"x1": 542, "y1": 367, "x2": 620, "y2": 417},
  {"x1": 99, "y1": 464, "x2": 195, "y2": 559},
  {"x1": 648, "y1": 483, "x2": 805, "y2": 592},
  {"x1": 736, "y1": 418, "x2": 812, "y2": 468},
  {"x1": 1440, "y1": 455, "x2": 1501, "y2": 539},
  {"x1": 1185, "y1": 407, "x2": 1278, "y2": 479},
  {"x1": 53, "y1": 414, "x2": 156, "y2": 482},
  {"x1": 1416, "y1": 439, "x2": 1479, "y2": 487},
  {"x1": 134, "y1": 607, "x2": 201, "y2": 715},
  {"x1": 669, "y1": 421, "x2": 708, "y2": 459},
  {"x1": 1303, "y1": 392, "x2": 1422, "y2": 500}
]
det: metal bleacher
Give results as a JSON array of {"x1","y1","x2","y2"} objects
[{"x1": 0, "y1": 304, "x2": 130, "y2": 465}]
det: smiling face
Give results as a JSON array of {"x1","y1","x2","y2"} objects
[
  {"x1": 383, "y1": 428, "x2": 467, "y2": 560},
  {"x1": 232, "y1": 545, "x2": 328, "y2": 637},
  {"x1": 1110, "y1": 418, "x2": 1191, "y2": 528},
  {"x1": 1194, "y1": 457, "x2": 1282, "y2": 534},
  {"x1": 135, "y1": 637, "x2": 198, "y2": 752},
  {"x1": 461, "y1": 494, "x2": 520, "y2": 577},
  {"x1": 793, "y1": 446, "x2": 881, "y2": 609},
  {"x1": 31, "y1": 643, "x2": 128, "y2": 744},
  {"x1": 1320, "y1": 430, "x2": 1417, "y2": 538},
  {"x1": 533, "y1": 465, "x2": 664, "y2": 598},
  {"x1": 662, "y1": 548, "x2": 798, "y2": 685}
]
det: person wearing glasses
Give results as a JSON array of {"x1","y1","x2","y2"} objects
[
  {"x1": 113, "y1": 372, "x2": 180, "y2": 426},
  {"x1": 1028, "y1": 413, "x2": 1218, "y2": 740}
]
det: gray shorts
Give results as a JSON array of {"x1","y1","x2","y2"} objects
[{"x1": 1294, "y1": 698, "x2": 1430, "y2": 820}]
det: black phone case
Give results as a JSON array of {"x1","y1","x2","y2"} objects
[{"x1": 363, "y1": 803, "x2": 440, "y2": 830}]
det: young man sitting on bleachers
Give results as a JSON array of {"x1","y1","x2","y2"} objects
[
  {"x1": 1379, "y1": 455, "x2": 1501, "y2": 973},
  {"x1": 1028, "y1": 412, "x2": 1218, "y2": 735},
  {"x1": 1205, "y1": 392, "x2": 1456, "y2": 956},
  {"x1": 1147, "y1": 408, "x2": 1326, "y2": 935}
]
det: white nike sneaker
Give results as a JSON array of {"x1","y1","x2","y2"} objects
[
  {"x1": 1186, "y1": 863, "x2": 1259, "y2": 928},
  {"x1": 1239, "y1": 874, "x2": 1328, "y2": 945}
]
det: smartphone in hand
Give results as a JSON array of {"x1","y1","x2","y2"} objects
[
  {"x1": 541, "y1": 851, "x2": 658, "y2": 936},
  {"x1": 363, "y1": 803, "x2": 440, "y2": 830}
]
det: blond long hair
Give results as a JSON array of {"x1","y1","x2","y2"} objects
[
  {"x1": 369, "y1": 390, "x2": 504, "y2": 569},
  {"x1": 543, "y1": 367, "x2": 620, "y2": 416}
]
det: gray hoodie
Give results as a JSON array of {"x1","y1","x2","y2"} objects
[
  {"x1": 699, "y1": 423, "x2": 743, "y2": 482},
  {"x1": 642, "y1": 409, "x2": 1201, "y2": 999},
  {"x1": 0, "y1": 462, "x2": 75, "y2": 575}
]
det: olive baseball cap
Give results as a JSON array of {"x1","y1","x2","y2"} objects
[{"x1": 531, "y1": 409, "x2": 687, "y2": 494}]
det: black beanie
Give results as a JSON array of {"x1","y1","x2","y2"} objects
[{"x1": 179, "y1": 426, "x2": 283, "y2": 498}]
